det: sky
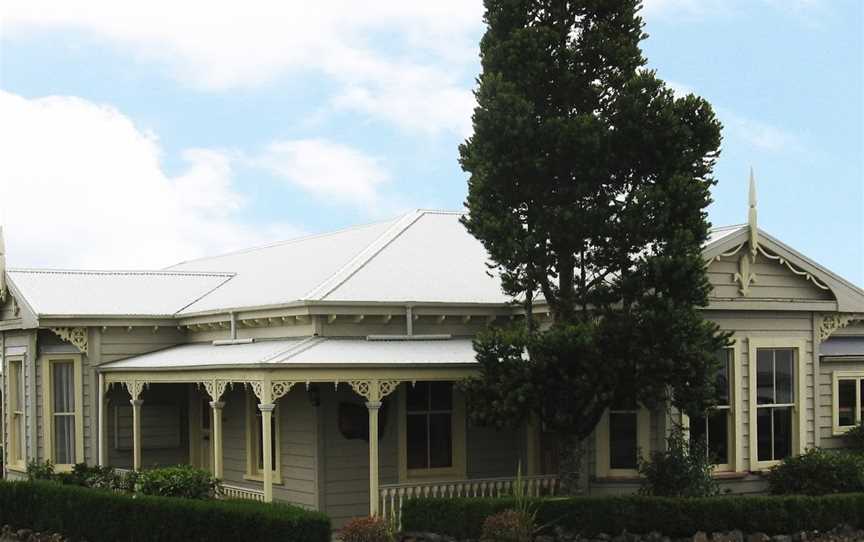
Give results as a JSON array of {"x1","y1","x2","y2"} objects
[{"x1": 0, "y1": 0, "x2": 862, "y2": 286}]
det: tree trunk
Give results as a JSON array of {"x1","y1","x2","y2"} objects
[{"x1": 557, "y1": 433, "x2": 587, "y2": 495}]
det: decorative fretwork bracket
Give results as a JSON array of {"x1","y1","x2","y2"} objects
[
  {"x1": 202, "y1": 380, "x2": 230, "y2": 402},
  {"x1": 50, "y1": 327, "x2": 88, "y2": 355},
  {"x1": 245, "y1": 380, "x2": 297, "y2": 403},
  {"x1": 348, "y1": 380, "x2": 402, "y2": 402},
  {"x1": 124, "y1": 380, "x2": 146, "y2": 400},
  {"x1": 818, "y1": 313, "x2": 864, "y2": 341}
]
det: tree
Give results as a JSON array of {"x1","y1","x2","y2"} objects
[{"x1": 459, "y1": 0, "x2": 730, "y2": 492}]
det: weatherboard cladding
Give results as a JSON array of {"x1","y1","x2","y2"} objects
[{"x1": 5, "y1": 210, "x2": 752, "y2": 318}]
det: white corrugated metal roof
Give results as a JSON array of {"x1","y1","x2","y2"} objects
[
  {"x1": 7, "y1": 210, "x2": 748, "y2": 317},
  {"x1": 100, "y1": 336, "x2": 477, "y2": 370},
  {"x1": 705, "y1": 224, "x2": 746, "y2": 247},
  {"x1": 169, "y1": 218, "x2": 398, "y2": 313},
  {"x1": 280, "y1": 337, "x2": 477, "y2": 365},
  {"x1": 821, "y1": 336, "x2": 864, "y2": 358},
  {"x1": 101, "y1": 337, "x2": 312, "y2": 369},
  {"x1": 8, "y1": 269, "x2": 233, "y2": 317}
]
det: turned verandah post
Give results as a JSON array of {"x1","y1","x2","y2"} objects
[{"x1": 348, "y1": 380, "x2": 401, "y2": 516}]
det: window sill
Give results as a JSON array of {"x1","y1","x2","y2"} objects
[
  {"x1": 833, "y1": 426, "x2": 856, "y2": 436},
  {"x1": 243, "y1": 474, "x2": 283, "y2": 485},
  {"x1": 6, "y1": 464, "x2": 26, "y2": 474}
]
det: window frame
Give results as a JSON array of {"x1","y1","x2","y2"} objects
[
  {"x1": 684, "y1": 344, "x2": 738, "y2": 473},
  {"x1": 832, "y1": 370, "x2": 864, "y2": 435},
  {"x1": 244, "y1": 390, "x2": 281, "y2": 484},
  {"x1": 595, "y1": 406, "x2": 651, "y2": 478},
  {"x1": 398, "y1": 381, "x2": 466, "y2": 482},
  {"x1": 6, "y1": 356, "x2": 26, "y2": 471},
  {"x1": 41, "y1": 354, "x2": 84, "y2": 472},
  {"x1": 747, "y1": 338, "x2": 807, "y2": 471}
]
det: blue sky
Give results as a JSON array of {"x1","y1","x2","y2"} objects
[{"x1": 1, "y1": 0, "x2": 861, "y2": 285}]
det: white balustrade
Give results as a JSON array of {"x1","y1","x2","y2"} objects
[
  {"x1": 379, "y1": 474, "x2": 559, "y2": 529},
  {"x1": 220, "y1": 483, "x2": 266, "y2": 502}
]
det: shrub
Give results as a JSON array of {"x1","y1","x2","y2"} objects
[
  {"x1": 136, "y1": 464, "x2": 218, "y2": 499},
  {"x1": 0, "y1": 479, "x2": 330, "y2": 542},
  {"x1": 766, "y1": 448, "x2": 864, "y2": 495},
  {"x1": 638, "y1": 426, "x2": 719, "y2": 497},
  {"x1": 338, "y1": 516, "x2": 393, "y2": 542},
  {"x1": 844, "y1": 423, "x2": 864, "y2": 453},
  {"x1": 481, "y1": 509, "x2": 534, "y2": 542},
  {"x1": 26, "y1": 460, "x2": 56, "y2": 481},
  {"x1": 401, "y1": 494, "x2": 864, "y2": 539}
]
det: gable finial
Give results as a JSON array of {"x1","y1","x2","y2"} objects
[
  {"x1": 0, "y1": 225, "x2": 6, "y2": 302},
  {"x1": 748, "y1": 167, "x2": 758, "y2": 260}
]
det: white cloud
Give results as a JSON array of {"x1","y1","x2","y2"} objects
[
  {"x1": 254, "y1": 138, "x2": 391, "y2": 205},
  {"x1": 719, "y1": 109, "x2": 803, "y2": 153},
  {"x1": 0, "y1": 90, "x2": 297, "y2": 269},
  {"x1": 2, "y1": 0, "x2": 484, "y2": 135}
]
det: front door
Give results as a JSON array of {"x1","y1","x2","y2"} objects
[{"x1": 200, "y1": 399, "x2": 212, "y2": 471}]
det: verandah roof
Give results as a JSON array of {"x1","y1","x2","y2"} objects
[{"x1": 99, "y1": 336, "x2": 478, "y2": 371}]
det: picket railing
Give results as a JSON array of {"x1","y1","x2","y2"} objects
[
  {"x1": 220, "y1": 483, "x2": 265, "y2": 502},
  {"x1": 379, "y1": 474, "x2": 559, "y2": 528}
]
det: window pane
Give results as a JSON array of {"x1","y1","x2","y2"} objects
[
  {"x1": 756, "y1": 350, "x2": 774, "y2": 404},
  {"x1": 773, "y1": 408, "x2": 792, "y2": 460},
  {"x1": 54, "y1": 415, "x2": 75, "y2": 464},
  {"x1": 406, "y1": 414, "x2": 428, "y2": 469},
  {"x1": 13, "y1": 362, "x2": 23, "y2": 410},
  {"x1": 838, "y1": 380, "x2": 856, "y2": 426},
  {"x1": 430, "y1": 382, "x2": 453, "y2": 411},
  {"x1": 757, "y1": 408, "x2": 772, "y2": 462},
  {"x1": 17, "y1": 414, "x2": 25, "y2": 461},
  {"x1": 428, "y1": 413, "x2": 453, "y2": 468},
  {"x1": 53, "y1": 362, "x2": 74, "y2": 413},
  {"x1": 406, "y1": 383, "x2": 429, "y2": 412},
  {"x1": 715, "y1": 350, "x2": 730, "y2": 406},
  {"x1": 609, "y1": 412, "x2": 637, "y2": 470},
  {"x1": 706, "y1": 410, "x2": 729, "y2": 465},
  {"x1": 775, "y1": 350, "x2": 794, "y2": 404}
]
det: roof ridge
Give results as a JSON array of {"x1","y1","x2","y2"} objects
[
  {"x1": 166, "y1": 217, "x2": 399, "y2": 269},
  {"x1": 302, "y1": 210, "x2": 427, "y2": 301},
  {"x1": 8, "y1": 268, "x2": 235, "y2": 277}
]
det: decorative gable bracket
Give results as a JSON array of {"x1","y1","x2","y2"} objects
[
  {"x1": 50, "y1": 327, "x2": 88, "y2": 355},
  {"x1": 818, "y1": 313, "x2": 864, "y2": 342}
]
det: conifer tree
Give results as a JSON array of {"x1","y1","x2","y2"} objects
[{"x1": 459, "y1": 0, "x2": 729, "y2": 492}]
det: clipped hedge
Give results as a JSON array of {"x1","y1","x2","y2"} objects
[
  {"x1": 401, "y1": 494, "x2": 864, "y2": 539},
  {"x1": 0, "y1": 480, "x2": 330, "y2": 542}
]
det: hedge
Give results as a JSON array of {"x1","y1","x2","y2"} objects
[
  {"x1": 401, "y1": 494, "x2": 864, "y2": 539},
  {"x1": 0, "y1": 480, "x2": 330, "y2": 542}
]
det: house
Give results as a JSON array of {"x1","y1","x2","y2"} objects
[{"x1": 2, "y1": 178, "x2": 864, "y2": 526}]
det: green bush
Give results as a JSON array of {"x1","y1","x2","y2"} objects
[
  {"x1": 844, "y1": 423, "x2": 864, "y2": 453},
  {"x1": 26, "y1": 460, "x2": 56, "y2": 481},
  {"x1": 638, "y1": 426, "x2": 719, "y2": 497},
  {"x1": 137, "y1": 464, "x2": 218, "y2": 499},
  {"x1": 0, "y1": 479, "x2": 330, "y2": 542},
  {"x1": 401, "y1": 494, "x2": 864, "y2": 539},
  {"x1": 766, "y1": 448, "x2": 864, "y2": 495}
]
